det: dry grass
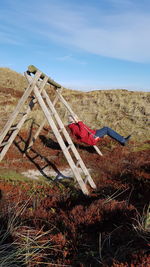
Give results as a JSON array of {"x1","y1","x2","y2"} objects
[
  {"x1": 0, "y1": 67, "x2": 150, "y2": 141},
  {"x1": 62, "y1": 89, "x2": 150, "y2": 141},
  {"x1": 0, "y1": 68, "x2": 27, "y2": 91},
  {"x1": 133, "y1": 205, "x2": 150, "y2": 242},
  {"x1": 0, "y1": 196, "x2": 59, "y2": 267}
]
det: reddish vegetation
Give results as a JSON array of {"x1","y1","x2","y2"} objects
[
  {"x1": 0, "y1": 129, "x2": 150, "y2": 266},
  {"x1": 0, "y1": 86, "x2": 23, "y2": 99}
]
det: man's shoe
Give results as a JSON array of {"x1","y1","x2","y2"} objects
[{"x1": 123, "y1": 135, "x2": 131, "y2": 146}]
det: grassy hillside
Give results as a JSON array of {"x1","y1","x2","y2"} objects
[
  {"x1": 0, "y1": 67, "x2": 150, "y2": 141},
  {"x1": 0, "y1": 67, "x2": 149, "y2": 266}
]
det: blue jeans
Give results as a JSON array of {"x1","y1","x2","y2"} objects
[{"x1": 95, "y1": 127, "x2": 125, "y2": 144}]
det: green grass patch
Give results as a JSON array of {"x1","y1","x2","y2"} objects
[
  {"x1": 0, "y1": 169, "x2": 51, "y2": 189},
  {"x1": 0, "y1": 169, "x2": 74, "y2": 196},
  {"x1": 0, "y1": 169, "x2": 29, "y2": 182}
]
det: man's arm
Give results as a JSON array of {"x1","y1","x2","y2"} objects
[
  {"x1": 68, "y1": 121, "x2": 87, "y2": 138},
  {"x1": 77, "y1": 121, "x2": 88, "y2": 138}
]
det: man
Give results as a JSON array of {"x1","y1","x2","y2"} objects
[{"x1": 68, "y1": 115, "x2": 131, "y2": 146}]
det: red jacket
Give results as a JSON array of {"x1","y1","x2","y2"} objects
[{"x1": 68, "y1": 121, "x2": 99, "y2": 146}]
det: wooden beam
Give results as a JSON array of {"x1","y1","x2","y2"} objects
[{"x1": 28, "y1": 65, "x2": 61, "y2": 88}]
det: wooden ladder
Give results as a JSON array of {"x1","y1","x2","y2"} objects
[
  {"x1": 0, "y1": 70, "x2": 43, "y2": 162},
  {"x1": 25, "y1": 71, "x2": 96, "y2": 195},
  {"x1": 0, "y1": 67, "x2": 97, "y2": 195}
]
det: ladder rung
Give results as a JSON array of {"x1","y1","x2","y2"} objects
[
  {"x1": 62, "y1": 144, "x2": 72, "y2": 152},
  {"x1": 76, "y1": 160, "x2": 81, "y2": 167},
  {"x1": 9, "y1": 126, "x2": 18, "y2": 131},
  {"x1": 85, "y1": 175, "x2": 89, "y2": 184},
  {"x1": 67, "y1": 144, "x2": 72, "y2": 150},
  {"x1": 0, "y1": 141, "x2": 9, "y2": 147},
  {"x1": 58, "y1": 127, "x2": 64, "y2": 133},
  {"x1": 50, "y1": 111, "x2": 56, "y2": 116}
]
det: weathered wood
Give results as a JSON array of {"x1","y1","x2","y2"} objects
[
  {"x1": 10, "y1": 126, "x2": 18, "y2": 131},
  {"x1": 42, "y1": 88, "x2": 96, "y2": 189},
  {"x1": 0, "y1": 66, "x2": 98, "y2": 194},
  {"x1": 39, "y1": 76, "x2": 49, "y2": 93},
  {"x1": 0, "y1": 141, "x2": 9, "y2": 147},
  {"x1": 24, "y1": 72, "x2": 62, "y2": 152},
  {"x1": 56, "y1": 89, "x2": 77, "y2": 118},
  {"x1": 0, "y1": 71, "x2": 42, "y2": 145},
  {"x1": 25, "y1": 71, "x2": 97, "y2": 189},
  {"x1": 0, "y1": 109, "x2": 29, "y2": 161},
  {"x1": 93, "y1": 145, "x2": 103, "y2": 156},
  {"x1": 33, "y1": 85, "x2": 89, "y2": 195},
  {"x1": 28, "y1": 65, "x2": 61, "y2": 88},
  {"x1": 0, "y1": 71, "x2": 42, "y2": 162}
]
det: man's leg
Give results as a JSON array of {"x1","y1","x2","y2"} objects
[{"x1": 95, "y1": 127, "x2": 126, "y2": 145}]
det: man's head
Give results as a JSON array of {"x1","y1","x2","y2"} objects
[{"x1": 68, "y1": 115, "x2": 75, "y2": 124}]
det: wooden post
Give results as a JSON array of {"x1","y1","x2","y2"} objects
[{"x1": 28, "y1": 65, "x2": 61, "y2": 88}]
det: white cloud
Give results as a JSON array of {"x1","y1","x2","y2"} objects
[
  {"x1": 68, "y1": 15, "x2": 150, "y2": 62},
  {"x1": 56, "y1": 54, "x2": 86, "y2": 65},
  {"x1": 56, "y1": 55, "x2": 73, "y2": 61},
  {"x1": 1, "y1": 0, "x2": 150, "y2": 63},
  {"x1": 29, "y1": 2, "x2": 150, "y2": 63}
]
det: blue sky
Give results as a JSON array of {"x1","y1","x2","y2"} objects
[{"x1": 0, "y1": 0, "x2": 150, "y2": 92}]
